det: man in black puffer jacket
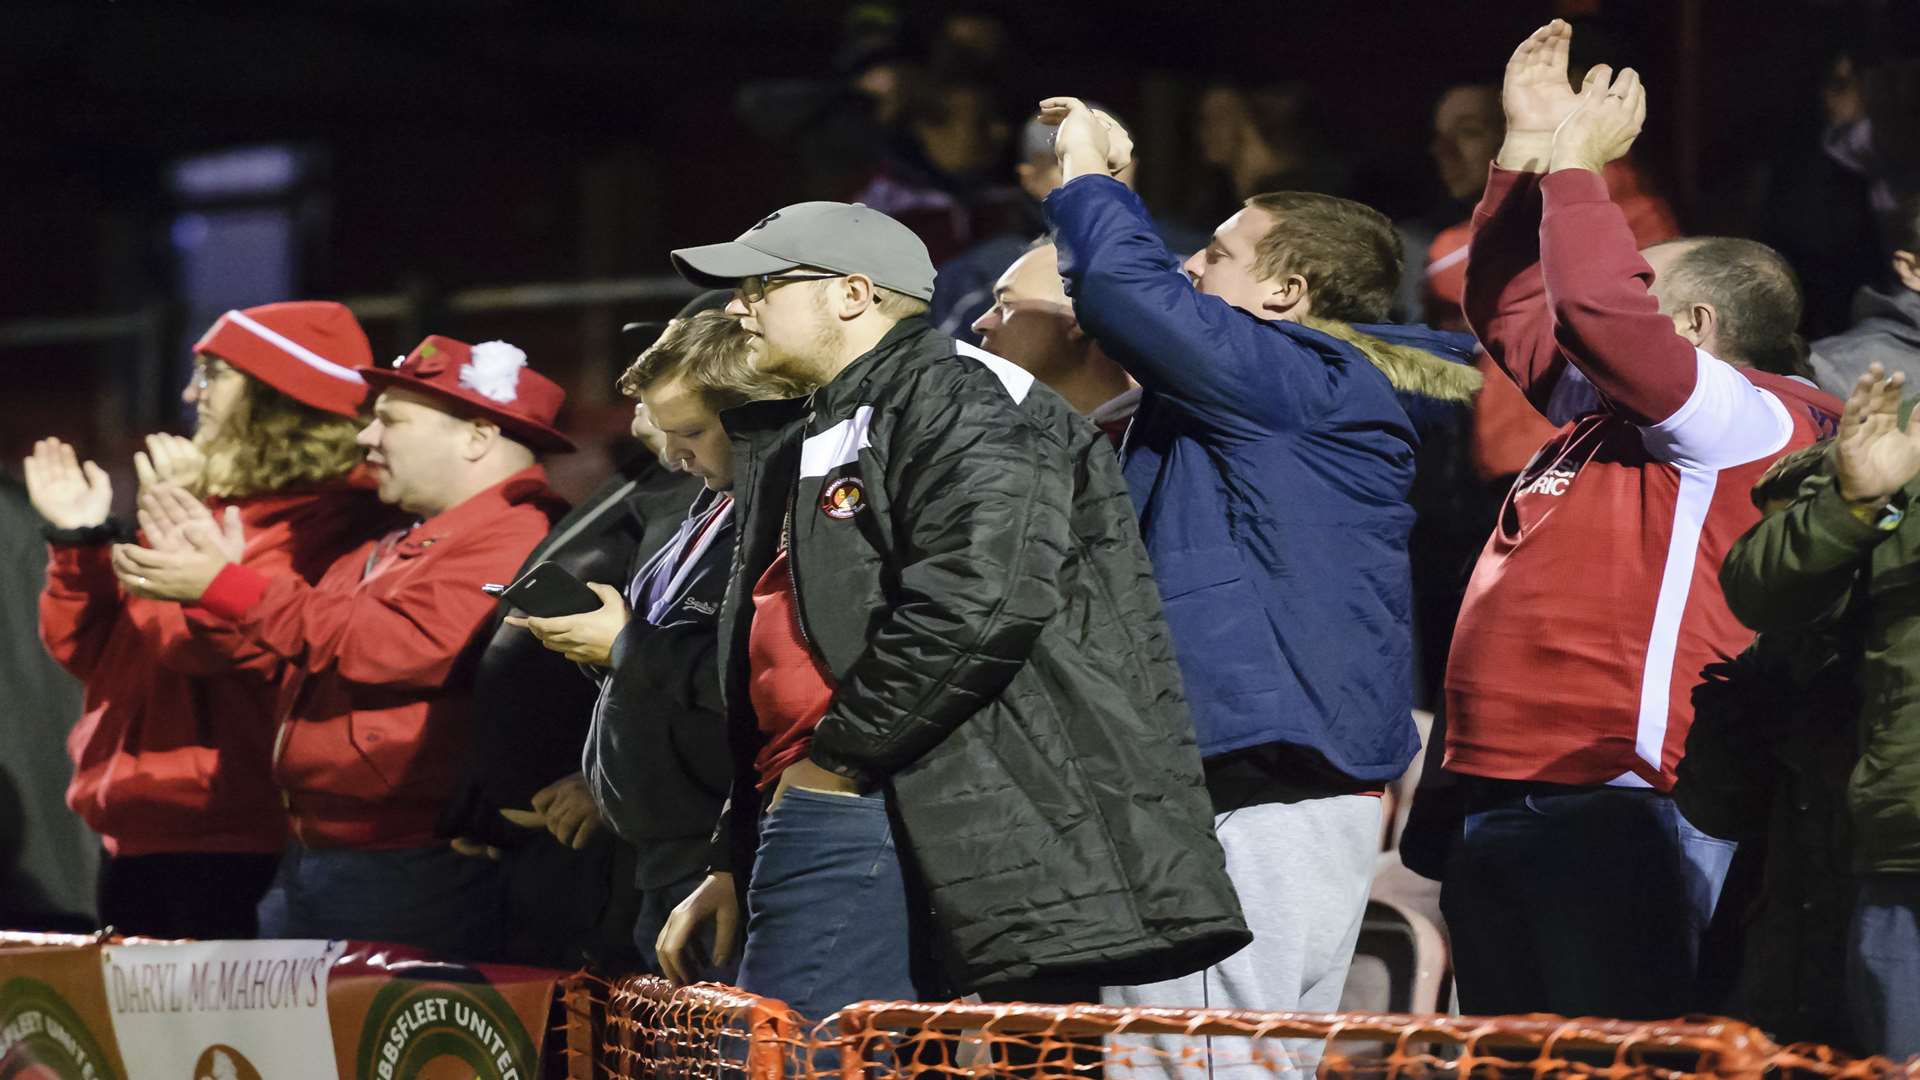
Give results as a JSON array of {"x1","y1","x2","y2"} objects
[{"x1": 655, "y1": 201, "x2": 1248, "y2": 1019}]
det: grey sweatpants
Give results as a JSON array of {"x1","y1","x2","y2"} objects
[{"x1": 1104, "y1": 795, "x2": 1383, "y2": 1078}]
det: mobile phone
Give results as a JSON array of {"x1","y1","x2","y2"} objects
[
  {"x1": 480, "y1": 583, "x2": 508, "y2": 597},
  {"x1": 493, "y1": 561, "x2": 603, "y2": 618}
]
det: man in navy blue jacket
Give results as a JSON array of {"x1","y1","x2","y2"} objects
[{"x1": 1040, "y1": 98, "x2": 1479, "y2": 1033}]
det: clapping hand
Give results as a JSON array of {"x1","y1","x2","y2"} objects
[
  {"x1": 22, "y1": 438, "x2": 112, "y2": 530},
  {"x1": 1497, "y1": 20, "x2": 1582, "y2": 169},
  {"x1": 1549, "y1": 64, "x2": 1647, "y2": 175},
  {"x1": 112, "y1": 485, "x2": 246, "y2": 602},
  {"x1": 134, "y1": 434, "x2": 206, "y2": 499},
  {"x1": 1035, "y1": 97, "x2": 1133, "y2": 182},
  {"x1": 1833, "y1": 363, "x2": 1920, "y2": 509}
]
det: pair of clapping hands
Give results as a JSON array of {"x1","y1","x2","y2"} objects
[{"x1": 23, "y1": 434, "x2": 242, "y2": 603}]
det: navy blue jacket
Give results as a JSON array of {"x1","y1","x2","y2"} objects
[{"x1": 1047, "y1": 175, "x2": 1475, "y2": 783}]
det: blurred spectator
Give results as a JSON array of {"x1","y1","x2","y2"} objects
[
  {"x1": 1812, "y1": 193, "x2": 1920, "y2": 395},
  {"x1": 1440, "y1": 23, "x2": 1841, "y2": 1021},
  {"x1": 971, "y1": 239, "x2": 1137, "y2": 437},
  {"x1": 1041, "y1": 97, "x2": 1476, "y2": 1040},
  {"x1": 849, "y1": 71, "x2": 1024, "y2": 265},
  {"x1": 1677, "y1": 443, "x2": 1862, "y2": 1053},
  {"x1": 1719, "y1": 367, "x2": 1920, "y2": 1059},
  {"x1": 113, "y1": 336, "x2": 571, "y2": 962},
  {"x1": 1185, "y1": 82, "x2": 1352, "y2": 228},
  {"x1": 26, "y1": 302, "x2": 398, "y2": 941}
]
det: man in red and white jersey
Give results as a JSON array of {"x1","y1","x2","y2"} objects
[{"x1": 1438, "y1": 21, "x2": 1843, "y2": 1020}]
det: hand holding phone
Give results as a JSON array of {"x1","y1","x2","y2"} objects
[{"x1": 485, "y1": 560, "x2": 603, "y2": 618}]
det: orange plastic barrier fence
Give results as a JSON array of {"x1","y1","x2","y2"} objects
[{"x1": 587, "y1": 983, "x2": 1920, "y2": 1080}]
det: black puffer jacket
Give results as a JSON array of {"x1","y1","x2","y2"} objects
[{"x1": 714, "y1": 317, "x2": 1249, "y2": 992}]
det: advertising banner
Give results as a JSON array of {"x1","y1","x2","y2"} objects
[
  {"x1": 0, "y1": 941, "x2": 126, "y2": 1080},
  {"x1": 100, "y1": 939, "x2": 345, "y2": 1080}
]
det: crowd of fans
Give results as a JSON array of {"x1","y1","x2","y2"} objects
[{"x1": 14, "y1": 10, "x2": 1920, "y2": 1069}]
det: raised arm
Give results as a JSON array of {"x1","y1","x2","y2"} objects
[
  {"x1": 1039, "y1": 97, "x2": 1334, "y2": 438},
  {"x1": 1463, "y1": 20, "x2": 1589, "y2": 417}
]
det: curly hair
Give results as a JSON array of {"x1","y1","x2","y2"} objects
[{"x1": 197, "y1": 377, "x2": 365, "y2": 499}]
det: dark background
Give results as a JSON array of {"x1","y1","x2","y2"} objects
[{"x1": 3, "y1": 0, "x2": 1914, "y2": 493}]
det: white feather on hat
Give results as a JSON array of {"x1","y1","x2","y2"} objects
[{"x1": 459, "y1": 341, "x2": 527, "y2": 403}]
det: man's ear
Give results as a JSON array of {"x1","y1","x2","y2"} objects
[
  {"x1": 1673, "y1": 302, "x2": 1716, "y2": 350},
  {"x1": 1260, "y1": 274, "x2": 1312, "y2": 321},
  {"x1": 1893, "y1": 250, "x2": 1920, "y2": 294},
  {"x1": 465, "y1": 418, "x2": 502, "y2": 462},
  {"x1": 836, "y1": 274, "x2": 878, "y2": 320}
]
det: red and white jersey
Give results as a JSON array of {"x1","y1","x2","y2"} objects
[
  {"x1": 1445, "y1": 358, "x2": 1837, "y2": 789},
  {"x1": 1443, "y1": 166, "x2": 1841, "y2": 791}
]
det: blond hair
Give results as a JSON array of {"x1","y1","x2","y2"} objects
[
  {"x1": 198, "y1": 378, "x2": 364, "y2": 499},
  {"x1": 617, "y1": 310, "x2": 809, "y2": 408}
]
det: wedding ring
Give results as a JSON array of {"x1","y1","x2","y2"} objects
[{"x1": 136, "y1": 576, "x2": 147, "y2": 587}]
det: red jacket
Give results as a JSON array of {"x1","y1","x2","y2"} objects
[
  {"x1": 1443, "y1": 167, "x2": 1840, "y2": 791},
  {"x1": 41, "y1": 480, "x2": 399, "y2": 856},
  {"x1": 195, "y1": 466, "x2": 565, "y2": 849}
]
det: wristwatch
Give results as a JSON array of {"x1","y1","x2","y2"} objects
[{"x1": 1846, "y1": 492, "x2": 1907, "y2": 531}]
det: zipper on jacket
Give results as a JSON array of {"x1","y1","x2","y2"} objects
[{"x1": 781, "y1": 482, "x2": 823, "y2": 658}]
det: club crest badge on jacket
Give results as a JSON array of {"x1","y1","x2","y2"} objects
[{"x1": 820, "y1": 477, "x2": 866, "y2": 519}]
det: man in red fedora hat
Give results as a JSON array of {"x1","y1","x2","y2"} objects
[
  {"x1": 25, "y1": 299, "x2": 399, "y2": 941},
  {"x1": 115, "y1": 334, "x2": 571, "y2": 961}
]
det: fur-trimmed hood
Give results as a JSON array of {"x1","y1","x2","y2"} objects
[{"x1": 1305, "y1": 317, "x2": 1484, "y2": 404}]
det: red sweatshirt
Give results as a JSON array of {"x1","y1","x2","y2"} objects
[
  {"x1": 40, "y1": 479, "x2": 399, "y2": 856},
  {"x1": 194, "y1": 466, "x2": 565, "y2": 849},
  {"x1": 1443, "y1": 167, "x2": 1841, "y2": 791}
]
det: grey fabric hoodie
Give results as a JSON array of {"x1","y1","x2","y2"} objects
[{"x1": 1810, "y1": 285, "x2": 1920, "y2": 396}]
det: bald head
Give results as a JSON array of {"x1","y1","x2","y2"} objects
[{"x1": 1644, "y1": 236, "x2": 1805, "y2": 375}]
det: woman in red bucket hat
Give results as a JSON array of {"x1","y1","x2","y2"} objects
[{"x1": 23, "y1": 300, "x2": 405, "y2": 940}]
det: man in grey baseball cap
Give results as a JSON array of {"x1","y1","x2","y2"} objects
[
  {"x1": 655, "y1": 201, "x2": 1247, "y2": 1026},
  {"x1": 671, "y1": 201, "x2": 936, "y2": 300}
]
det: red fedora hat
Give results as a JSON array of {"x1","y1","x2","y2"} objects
[{"x1": 360, "y1": 335, "x2": 575, "y2": 452}]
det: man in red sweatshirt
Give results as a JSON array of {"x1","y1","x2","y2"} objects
[
  {"x1": 1439, "y1": 22, "x2": 1843, "y2": 1019},
  {"x1": 26, "y1": 301, "x2": 397, "y2": 940},
  {"x1": 115, "y1": 336, "x2": 570, "y2": 961}
]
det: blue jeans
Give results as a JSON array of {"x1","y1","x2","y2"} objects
[
  {"x1": 735, "y1": 788, "x2": 922, "y2": 1024},
  {"x1": 256, "y1": 844, "x2": 505, "y2": 963},
  {"x1": 1849, "y1": 875, "x2": 1920, "y2": 1059},
  {"x1": 1440, "y1": 779, "x2": 1736, "y2": 1019}
]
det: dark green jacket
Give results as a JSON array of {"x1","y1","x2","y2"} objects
[
  {"x1": 1720, "y1": 456, "x2": 1920, "y2": 874},
  {"x1": 713, "y1": 317, "x2": 1250, "y2": 992},
  {"x1": 1677, "y1": 625, "x2": 1860, "y2": 1049}
]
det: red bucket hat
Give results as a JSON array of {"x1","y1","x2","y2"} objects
[
  {"x1": 192, "y1": 301, "x2": 373, "y2": 417},
  {"x1": 360, "y1": 335, "x2": 575, "y2": 453}
]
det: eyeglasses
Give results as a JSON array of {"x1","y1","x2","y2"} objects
[
  {"x1": 190, "y1": 358, "x2": 235, "y2": 392},
  {"x1": 738, "y1": 271, "x2": 843, "y2": 304}
]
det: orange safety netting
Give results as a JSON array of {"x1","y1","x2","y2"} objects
[{"x1": 588, "y1": 981, "x2": 1920, "y2": 1080}]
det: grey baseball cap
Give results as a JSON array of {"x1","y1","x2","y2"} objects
[{"x1": 670, "y1": 202, "x2": 936, "y2": 302}]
